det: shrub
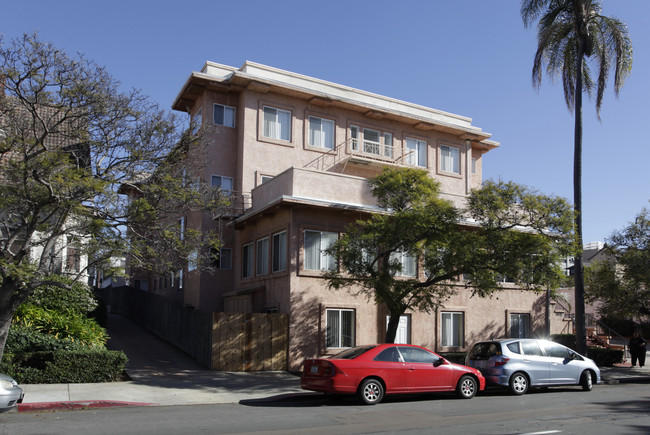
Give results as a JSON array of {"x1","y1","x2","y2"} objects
[
  {"x1": 4, "y1": 325, "x2": 88, "y2": 353},
  {"x1": 12, "y1": 304, "x2": 108, "y2": 348},
  {"x1": 28, "y1": 275, "x2": 98, "y2": 316},
  {"x1": 587, "y1": 348, "x2": 624, "y2": 367},
  {"x1": 2, "y1": 350, "x2": 128, "y2": 383}
]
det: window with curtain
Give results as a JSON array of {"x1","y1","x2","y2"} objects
[
  {"x1": 326, "y1": 309, "x2": 355, "y2": 348},
  {"x1": 510, "y1": 313, "x2": 530, "y2": 338},
  {"x1": 272, "y1": 231, "x2": 287, "y2": 272},
  {"x1": 406, "y1": 137, "x2": 427, "y2": 167},
  {"x1": 390, "y1": 249, "x2": 417, "y2": 277},
  {"x1": 242, "y1": 243, "x2": 253, "y2": 278},
  {"x1": 440, "y1": 145, "x2": 460, "y2": 174},
  {"x1": 213, "y1": 103, "x2": 236, "y2": 128},
  {"x1": 309, "y1": 116, "x2": 334, "y2": 149},
  {"x1": 304, "y1": 230, "x2": 338, "y2": 271},
  {"x1": 256, "y1": 237, "x2": 269, "y2": 276},
  {"x1": 441, "y1": 311, "x2": 464, "y2": 347},
  {"x1": 263, "y1": 106, "x2": 291, "y2": 141}
]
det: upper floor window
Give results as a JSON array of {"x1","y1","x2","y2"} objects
[
  {"x1": 309, "y1": 116, "x2": 335, "y2": 149},
  {"x1": 350, "y1": 125, "x2": 393, "y2": 158},
  {"x1": 263, "y1": 106, "x2": 291, "y2": 141},
  {"x1": 406, "y1": 138, "x2": 427, "y2": 167},
  {"x1": 304, "y1": 230, "x2": 338, "y2": 271},
  {"x1": 192, "y1": 107, "x2": 202, "y2": 134},
  {"x1": 256, "y1": 237, "x2": 269, "y2": 276},
  {"x1": 272, "y1": 231, "x2": 287, "y2": 272},
  {"x1": 214, "y1": 103, "x2": 235, "y2": 128},
  {"x1": 188, "y1": 250, "x2": 198, "y2": 272},
  {"x1": 440, "y1": 145, "x2": 460, "y2": 174},
  {"x1": 211, "y1": 247, "x2": 232, "y2": 270},
  {"x1": 390, "y1": 249, "x2": 417, "y2": 277},
  {"x1": 242, "y1": 243, "x2": 253, "y2": 279},
  {"x1": 211, "y1": 175, "x2": 233, "y2": 194}
]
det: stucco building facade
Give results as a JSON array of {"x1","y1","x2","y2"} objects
[{"x1": 140, "y1": 61, "x2": 568, "y2": 369}]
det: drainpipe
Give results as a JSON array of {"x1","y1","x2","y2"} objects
[{"x1": 465, "y1": 139, "x2": 472, "y2": 194}]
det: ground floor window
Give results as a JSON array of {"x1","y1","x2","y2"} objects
[
  {"x1": 326, "y1": 309, "x2": 355, "y2": 348},
  {"x1": 441, "y1": 311, "x2": 464, "y2": 347},
  {"x1": 510, "y1": 313, "x2": 530, "y2": 338}
]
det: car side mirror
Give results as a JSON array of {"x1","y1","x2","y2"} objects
[{"x1": 433, "y1": 358, "x2": 445, "y2": 367}]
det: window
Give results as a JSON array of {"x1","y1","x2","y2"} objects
[
  {"x1": 390, "y1": 250, "x2": 416, "y2": 277},
  {"x1": 350, "y1": 125, "x2": 359, "y2": 150},
  {"x1": 510, "y1": 313, "x2": 530, "y2": 338},
  {"x1": 440, "y1": 145, "x2": 460, "y2": 174},
  {"x1": 272, "y1": 231, "x2": 287, "y2": 272},
  {"x1": 441, "y1": 311, "x2": 464, "y2": 347},
  {"x1": 188, "y1": 250, "x2": 198, "y2": 272},
  {"x1": 398, "y1": 346, "x2": 438, "y2": 364},
  {"x1": 544, "y1": 342, "x2": 570, "y2": 359},
  {"x1": 242, "y1": 243, "x2": 253, "y2": 278},
  {"x1": 326, "y1": 309, "x2": 355, "y2": 348},
  {"x1": 406, "y1": 138, "x2": 427, "y2": 167},
  {"x1": 304, "y1": 230, "x2": 338, "y2": 271},
  {"x1": 309, "y1": 116, "x2": 334, "y2": 149},
  {"x1": 211, "y1": 175, "x2": 233, "y2": 195},
  {"x1": 261, "y1": 175, "x2": 274, "y2": 184},
  {"x1": 256, "y1": 237, "x2": 269, "y2": 276},
  {"x1": 192, "y1": 107, "x2": 202, "y2": 134},
  {"x1": 521, "y1": 341, "x2": 543, "y2": 356},
  {"x1": 177, "y1": 269, "x2": 183, "y2": 290},
  {"x1": 211, "y1": 248, "x2": 232, "y2": 270},
  {"x1": 213, "y1": 103, "x2": 235, "y2": 128},
  {"x1": 350, "y1": 125, "x2": 392, "y2": 157},
  {"x1": 263, "y1": 106, "x2": 291, "y2": 141},
  {"x1": 471, "y1": 157, "x2": 477, "y2": 174},
  {"x1": 179, "y1": 217, "x2": 185, "y2": 241}
]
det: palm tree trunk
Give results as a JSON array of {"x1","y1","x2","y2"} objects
[{"x1": 574, "y1": 42, "x2": 587, "y2": 355}]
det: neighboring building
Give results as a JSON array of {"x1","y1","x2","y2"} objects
[{"x1": 132, "y1": 61, "x2": 568, "y2": 370}]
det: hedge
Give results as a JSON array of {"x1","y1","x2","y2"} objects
[{"x1": 1, "y1": 350, "x2": 128, "y2": 384}]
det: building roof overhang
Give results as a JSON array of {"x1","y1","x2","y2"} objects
[{"x1": 172, "y1": 61, "x2": 499, "y2": 151}]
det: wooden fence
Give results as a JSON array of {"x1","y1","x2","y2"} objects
[{"x1": 98, "y1": 286, "x2": 289, "y2": 371}]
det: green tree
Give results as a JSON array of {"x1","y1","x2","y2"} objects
[
  {"x1": 521, "y1": 0, "x2": 633, "y2": 353},
  {"x1": 326, "y1": 167, "x2": 574, "y2": 343},
  {"x1": 585, "y1": 207, "x2": 650, "y2": 321},
  {"x1": 0, "y1": 34, "x2": 222, "y2": 360}
]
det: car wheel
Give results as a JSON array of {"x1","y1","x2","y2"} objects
[
  {"x1": 509, "y1": 372, "x2": 529, "y2": 395},
  {"x1": 358, "y1": 378, "x2": 384, "y2": 405},
  {"x1": 456, "y1": 375, "x2": 478, "y2": 399},
  {"x1": 580, "y1": 371, "x2": 593, "y2": 391}
]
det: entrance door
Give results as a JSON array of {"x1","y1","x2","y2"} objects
[{"x1": 387, "y1": 315, "x2": 410, "y2": 344}]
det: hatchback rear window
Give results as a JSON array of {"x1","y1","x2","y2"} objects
[{"x1": 468, "y1": 342, "x2": 502, "y2": 359}]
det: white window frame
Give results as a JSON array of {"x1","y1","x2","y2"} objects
[
  {"x1": 242, "y1": 243, "x2": 253, "y2": 279},
  {"x1": 272, "y1": 231, "x2": 287, "y2": 273},
  {"x1": 406, "y1": 137, "x2": 427, "y2": 167},
  {"x1": 211, "y1": 175, "x2": 233, "y2": 194},
  {"x1": 326, "y1": 308, "x2": 355, "y2": 348},
  {"x1": 213, "y1": 103, "x2": 236, "y2": 128},
  {"x1": 304, "y1": 230, "x2": 338, "y2": 271},
  {"x1": 441, "y1": 311, "x2": 464, "y2": 347},
  {"x1": 308, "y1": 116, "x2": 335, "y2": 149},
  {"x1": 263, "y1": 106, "x2": 291, "y2": 141},
  {"x1": 390, "y1": 249, "x2": 417, "y2": 277},
  {"x1": 256, "y1": 237, "x2": 269, "y2": 276},
  {"x1": 440, "y1": 145, "x2": 461, "y2": 174}
]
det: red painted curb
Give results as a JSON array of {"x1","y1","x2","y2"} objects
[{"x1": 18, "y1": 401, "x2": 152, "y2": 412}]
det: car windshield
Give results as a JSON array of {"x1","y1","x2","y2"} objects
[{"x1": 330, "y1": 345, "x2": 376, "y2": 360}]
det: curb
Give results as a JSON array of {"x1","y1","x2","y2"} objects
[{"x1": 18, "y1": 400, "x2": 153, "y2": 413}]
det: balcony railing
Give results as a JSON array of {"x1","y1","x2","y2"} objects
[{"x1": 350, "y1": 138, "x2": 394, "y2": 159}]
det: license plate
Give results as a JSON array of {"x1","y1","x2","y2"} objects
[{"x1": 310, "y1": 365, "x2": 319, "y2": 374}]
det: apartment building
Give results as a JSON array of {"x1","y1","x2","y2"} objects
[{"x1": 146, "y1": 61, "x2": 566, "y2": 369}]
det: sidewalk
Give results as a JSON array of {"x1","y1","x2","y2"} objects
[
  {"x1": 17, "y1": 314, "x2": 306, "y2": 412},
  {"x1": 15, "y1": 315, "x2": 650, "y2": 412}
]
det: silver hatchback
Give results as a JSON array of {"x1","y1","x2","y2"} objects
[{"x1": 465, "y1": 338, "x2": 600, "y2": 395}]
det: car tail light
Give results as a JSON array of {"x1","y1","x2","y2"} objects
[{"x1": 494, "y1": 356, "x2": 510, "y2": 367}]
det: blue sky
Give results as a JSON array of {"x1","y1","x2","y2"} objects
[{"x1": 2, "y1": 0, "x2": 648, "y2": 244}]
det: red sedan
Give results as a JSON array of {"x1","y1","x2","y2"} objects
[{"x1": 301, "y1": 344, "x2": 485, "y2": 405}]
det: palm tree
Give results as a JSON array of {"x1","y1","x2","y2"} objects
[{"x1": 521, "y1": 0, "x2": 632, "y2": 354}]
